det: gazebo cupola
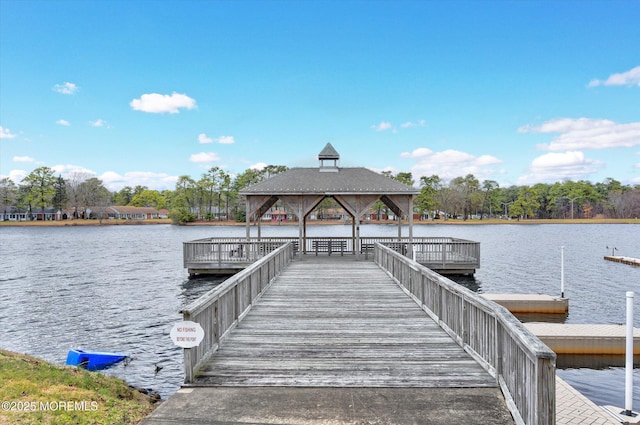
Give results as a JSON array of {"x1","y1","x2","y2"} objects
[{"x1": 318, "y1": 143, "x2": 340, "y2": 172}]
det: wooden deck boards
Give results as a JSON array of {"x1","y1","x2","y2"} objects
[{"x1": 193, "y1": 257, "x2": 496, "y2": 388}]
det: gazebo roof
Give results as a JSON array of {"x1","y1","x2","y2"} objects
[
  {"x1": 239, "y1": 145, "x2": 417, "y2": 246},
  {"x1": 318, "y1": 142, "x2": 340, "y2": 160},
  {"x1": 239, "y1": 167, "x2": 419, "y2": 196}
]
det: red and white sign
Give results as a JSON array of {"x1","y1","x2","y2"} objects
[{"x1": 170, "y1": 321, "x2": 204, "y2": 348}]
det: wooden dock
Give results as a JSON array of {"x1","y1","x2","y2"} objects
[
  {"x1": 525, "y1": 323, "x2": 640, "y2": 355},
  {"x1": 482, "y1": 294, "x2": 569, "y2": 314},
  {"x1": 192, "y1": 257, "x2": 496, "y2": 388},
  {"x1": 604, "y1": 255, "x2": 640, "y2": 267},
  {"x1": 178, "y1": 243, "x2": 556, "y2": 424}
]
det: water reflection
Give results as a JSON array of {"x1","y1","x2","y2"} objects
[
  {"x1": 512, "y1": 312, "x2": 568, "y2": 324},
  {"x1": 179, "y1": 276, "x2": 226, "y2": 307},
  {"x1": 557, "y1": 354, "x2": 640, "y2": 369},
  {"x1": 448, "y1": 275, "x2": 482, "y2": 293}
]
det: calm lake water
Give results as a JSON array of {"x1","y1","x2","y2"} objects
[{"x1": 0, "y1": 222, "x2": 638, "y2": 408}]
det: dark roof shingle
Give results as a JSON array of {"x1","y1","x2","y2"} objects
[{"x1": 240, "y1": 167, "x2": 419, "y2": 195}]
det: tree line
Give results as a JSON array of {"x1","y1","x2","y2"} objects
[{"x1": 1, "y1": 166, "x2": 638, "y2": 224}]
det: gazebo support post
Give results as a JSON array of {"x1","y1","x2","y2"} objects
[
  {"x1": 351, "y1": 216, "x2": 356, "y2": 256},
  {"x1": 355, "y1": 215, "x2": 361, "y2": 260},
  {"x1": 298, "y1": 201, "x2": 304, "y2": 258},
  {"x1": 245, "y1": 202, "x2": 251, "y2": 240},
  {"x1": 408, "y1": 197, "x2": 414, "y2": 256}
]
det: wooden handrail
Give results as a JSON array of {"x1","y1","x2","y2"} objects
[
  {"x1": 374, "y1": 243, "x2": 555, "y2": 425},
  {"x1": 183, "y1": 236, "x2": 479, "y2": 270},
  {"x1": 180, "y1": 242, "x2": 295, "y2": 383}
]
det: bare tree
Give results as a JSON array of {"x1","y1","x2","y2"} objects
[{"x1": 66, "y1": 172, "x2": 93, "y2": 218}]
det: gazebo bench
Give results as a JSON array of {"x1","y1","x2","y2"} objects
[{"x1": 312, "y1": 240, "x2": 346, "y2": 256}]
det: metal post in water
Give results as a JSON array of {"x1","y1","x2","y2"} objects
[
  {"x1": 560, "y1": 246, "x2": 565, "y2": 298},
  {"x1": 624, "y1": 291, "x2": 634, "y2": 416}
]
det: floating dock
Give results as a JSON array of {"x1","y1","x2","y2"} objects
[
  {"x1": 524, "y1": 323, "x2": 640, "y2": 355},
  {"x1": 482, "y1": 294, "x2": 568, "y2": 314},
  {"x1": 604, "y1": 255, "x2": 640, "y2": 266}
]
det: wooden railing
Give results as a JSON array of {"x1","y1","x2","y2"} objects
[
  {"x1": 183, "y1": 239, "x2": 290, "y2": 267},
  {"x1": 180, "y1": 242, "x2": 295, "y2": 383},
  {"x1": 374, "y1": 243, "x2": 556, "y2": 425},
  {"x1": 183, "y1": 236, "x2": 479, "y2": 273}
]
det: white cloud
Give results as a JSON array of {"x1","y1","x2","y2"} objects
[
  {"x1": 217, "y1": 135, "x2": 235, "y2": 144},
  {"x1": 588, "y1": 65, "x2": 640, "y2": 87},
  {"x1": 56, "y1": 119, "x2": 71, "y2": 126},
  {"x1": 53, "y1": 82, "x2": 79, "y2": 94},
  {"x1": 13, "y1": 156, "x2": 35, "y2": 163},
  {"x1": 372, "y1": 119, "x2": 427, "y2": 132},
  {"x1": 130, "y1": 92, "x2": 197, "y2": 114},
  {"x1": 400, "y1": 119, "x2": 426, "y2": 128},
  {"x1": 2, "y1": 165, "x2": 178, "y2": 191},
  {"x1": 198, "y1": 134, "x2": 235, "y2": 145},
  {"x1": 517, "y1": 151, "x2": 602, "y2": 185},
  {"x1": 4, "y1": 170, "x2": 28, "y2": 183},
  {"x1": 51, "y1": 164, "x2": 96, "y2": 176},
  {"x1": 250, "y1": 162, "x2": 267, "y2": 170},
  {"x1": 198, "y1": 133, "x2": 213, "y2": 144},
  {"x1": 189, "y1": 152, "x2": 220, "y2": 163},
  {"x1": 0, "y1": 126, "x2": 17, "y2": 139},
  {"x1": 90, "y1": 119, "x2": 107, "y2": 127},
  {"x1": 371, "y1": 121, "x2": 394, "y2": 132},
  {"x1": 400, "y1": 147, "x2": 433, "y2": 158},
  {"x1": 99, "y1": 171, "x2": 178, "y2": 191},
  {"x1": 401, "y1": 148, "x2": 502, "y2": 181},
  {"x1": 519, "y1": 118, "x2": 640, "y2": 151}
]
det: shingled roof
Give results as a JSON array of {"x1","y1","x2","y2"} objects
[
  {"x1": 318, "y1": 142, "x2": 340, "y2": 160},
  {"x1": 240, "y1": 145, "x2": 417, "y2": 246},
  {"x1": 239, "y1": 167, "x2": 419, "y2": 195}
]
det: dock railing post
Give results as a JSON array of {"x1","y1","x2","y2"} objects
[{"x1": 625, "y1": 291, "x2": 634, "y2": 416}]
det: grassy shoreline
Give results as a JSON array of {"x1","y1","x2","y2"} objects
[
  {"x1": 0, "y1": 350, "x2": 157, "y2": 425},
  {"x1": 0, "y1": 217, "x2": 637, "y2": 227}
]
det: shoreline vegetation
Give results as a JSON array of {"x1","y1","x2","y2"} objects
[
  {"x1": 0, "y1": 350, "x2": 158, "y2": 425},
  {"x1": 0, "y1": 217, "x2": 638, "y2": 227}
]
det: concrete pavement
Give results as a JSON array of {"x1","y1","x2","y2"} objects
[{"x1": 139, "y1": 387, "x2": 514, "y2": 425}]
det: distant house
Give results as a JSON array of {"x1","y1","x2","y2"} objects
[
  {"x1": 1, "y1": 205, "x2": 163, "y2": 221},
  {"x1": 1, "y1": 206, "x2": 29, "y2": 221},
  {"x1": 0, "y1": 206, "x2": 62, "y2": 221},
  {"x1": 315, "y1": 208, "x2": 347, "y2": 221},
  {"x1": 269, "y1": 209, "x2": 290, "y2": 222},
  {"x1": 86, "y1": 206, "x2": 160, "y2": 220}
]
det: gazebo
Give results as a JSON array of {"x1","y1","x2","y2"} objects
[{"x1": 239, "y1": 143, "x2": 420, "y2": 256}]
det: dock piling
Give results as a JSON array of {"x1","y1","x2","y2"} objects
[
  {"x1": 560, "y1": 246, "x2": 565, "y2": 298},
  {"x1": 625, "y1": 291, "x2": 634, "y2": 416}
]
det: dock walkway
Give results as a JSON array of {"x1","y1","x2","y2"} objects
[
  {"x1": 141, "y1": 255, "x2": 626, "y2": 425},
  {"x1": 192, "y1": 257, "x2": 496, "y2": 388},
  {"x1": 143, "y1": 256, "x2": 514, "y2": 424}
]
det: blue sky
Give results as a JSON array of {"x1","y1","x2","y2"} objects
[{"x1": 1, "y1": 0, "x2": 639, "y2": 191}]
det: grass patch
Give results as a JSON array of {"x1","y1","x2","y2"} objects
[{"x1": 0, "y1": 350, "x2": 157, "y2": 425}]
